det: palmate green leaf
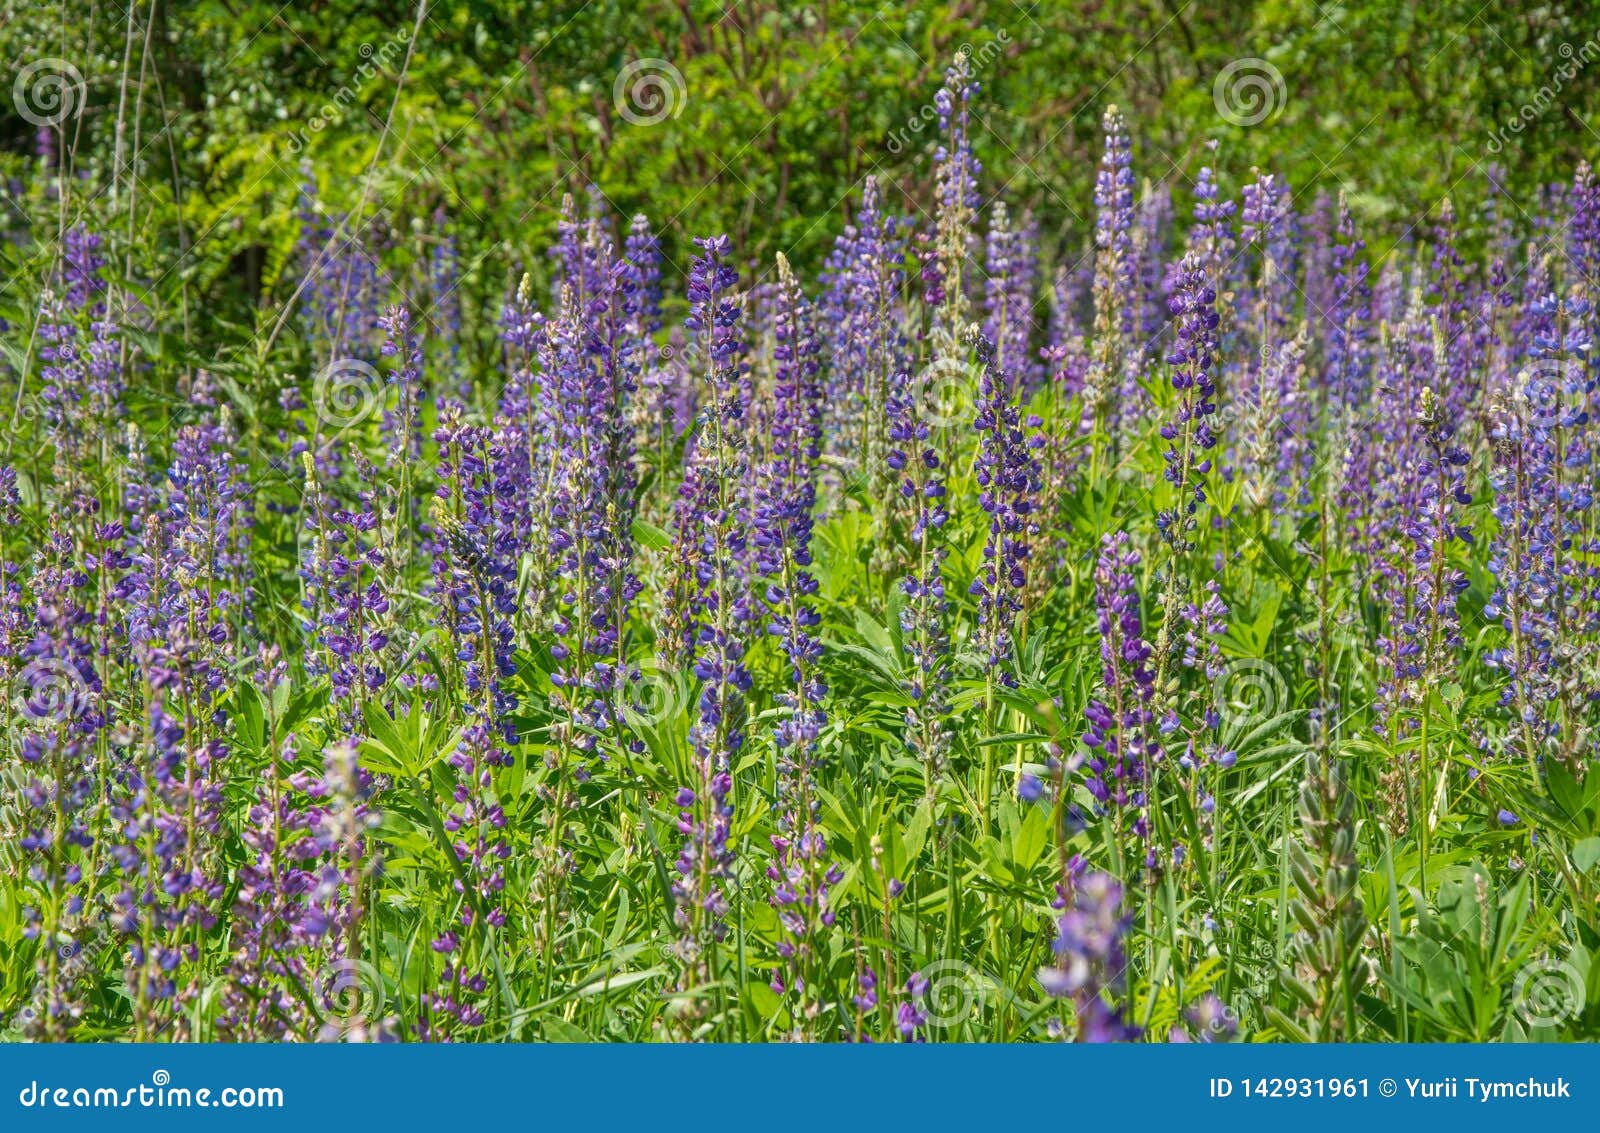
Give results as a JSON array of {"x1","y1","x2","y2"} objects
[
  {"x1": 279, "y1": 680, "x2": 330, "y2": 738},
  {"x1": 815, "y1": 785, "x2": 864, "y2": 848},
  {"x1": 360, "y1": 698, "x2": 461, "y2": 780},
  {"x1": 819, "y1": 638, "x2": 901, "y2": 693}
]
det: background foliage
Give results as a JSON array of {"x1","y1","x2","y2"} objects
[{"x1": 3, "y1": 0, "x2": 1596, "y2": 348}]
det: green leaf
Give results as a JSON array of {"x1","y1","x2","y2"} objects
[
  {"x1": 630, "y1": 518, "x2": 671, "y2": 552},
  {"x1": 233, "y1": 681, "x2": 266, "y2": 758},
  {"x1": 1011, "y1": 802, "x2": 1048, "y2": 871},
  {"x1": 537, "y1": 1017, "x2": 595, "y2": 1042}
]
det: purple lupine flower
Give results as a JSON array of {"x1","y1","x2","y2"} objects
[
  {"x1": 968, "y1": 331, "x2": 1042, "y2": 685},
  {"x1": 1044, "y1": 265, "x2": 1085, "y2": 383},
  {"x1": 0, "y1": 466, "x2": 27, "y2": 741},
  {"x1": 1426, "y1": 198, "x2": 1477, "y2": 426},
  {"x1": 623, "y1": 214, "x2": 672, "y2": 495},
  {"x1": 549, "y1": 192, "x2": 611, "y2": 316},
  {"x1": 1370, "y1": 311, "x2": 1474, "y2": 786},
  {"x1": 1272, "y1": 330, "x2": 1317, "y2": 509},
  {"x1": 754, "y1": 255, "x2": 836, "y2": 1024},
  {"x1": 14, "y1": 518, "x2": 104, "y2": 1039},
  {"x1": 296, "y1": 166, "x2": 385, "y2": 363},
  {"x1": 596, "y1": 256, "x2": 644, "y2": 577},
  {"x1": 1185, "y1": 160, "x2": 1237, "y2": 299},
  {"x1": 299, "y1": 452, "x2": 390, "y2": 729},
  {"x1": 1035, "y1": 268, "x2": 1091, "y2": 590},
  {"x1": 543, "y1": 232, "x2": 643, "y2": 897},
  {"x1": 420, "y1": 410, "x2": 520, "y2": 1036},
  {"x1": 1083, "y1": 105, "x2": 1136, "y2": 443},
  {"x1": 825, "y1": 175, "x2": 909, "y2": 489},
  {"x1": 1171, "y1": 993, "x2": 1238, "y2": 1043},
  {"x1": 37, "y1": 226, "x2": 122, "y2": 477},
  {"x1": 1228, "y1": 173, "x2": 1293, "y2": 485},
  {"x1": 1369, "y1": 251, "x2": 1406, "y2": 326},
  {"x1": 164, "y1": 415, "x2": 254, "y2": 675},
  {"x1": 852, "y1": 964, "x2": 880, "y2": 1040},
  {"x1": 670, "y1": 235, "x2": 752, "y2": 974},
  {"x1": 1038, "y1": 325, "x2": 1089, "y2": 460},
  {"x1": 1412, "y1": 358, "x2": 1474, "y2": 669},
  {"x1": 585, "y1": 240, "x2": 652, "y2": 764},
  {"x1": 1083, "y1": 532, "x2": 1158, "y2": 862},
  {"x1": 112, "y1": 416, "x2": 253, "y2": 1027},
  {"x1": 1326, "y1": 193, "x2": 1372, "y2": 416},
  {"x1": 1156, "y1": 254, "x2": 1221, "y2": 554},
  {"x1": 1367, "y1": 304, "x2": 1429, "y2": 733},
  {"x1": 1568, "y1": 163, "x2": 1600, "y2": 351},
  {"x1": 378, "y1": 305, "x2": 425, "y2": 465},
  {"x1": 419, "y1": 752, "x2": 505, "y2": 1043},
  {"x1": 494, "y1": 273, "x2": 551, "y2": 641},
  {"x1": 1173, "y1": 576, "x2": 1234, "y2": 855},
  {"x1": 1038, "y1": 870, "x2": 1140, "y2": 1042},
  {"x1": 221, "y1": 731, "x2": 382, "y2": 1042},
  {"x1": 515, "y1": 200, "x2": 621, "y2": 631},
  {"x1": 1240, "y1": 171, "x2": 1294, "y2": 333},
  {"x1": 107, "y1": 694, "x2": 223, "y2": 1033},
  {"x1": 1484, "y1": 292, "x2": 1593, "y2": 768},
  {"x1": 308, "y1": 741, "x2": 387, "y2": 1042},
  {"x1": 217, "y1": 736, "x2": 317, "y2": 1040},
  {"x1": 541, "y1": 304, "x2": 617, "y2": 761},
  {"x1": 896, "y1": 973, "x2": 930, "y2": 1042},
  {"x1": 887, "y1": 364, "x2": 953, "y2": 772},
  {"x1": 983, "y1": 201, "x2": 1038, "y2": 390},
  {"x1": 928, "y1": 52, "x2": 982, "y2": 352},
  {"x1": 432, "y1": 418, "x2": 519, "y2": 736}
]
